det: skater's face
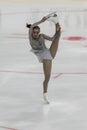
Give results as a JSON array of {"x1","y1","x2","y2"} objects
[{"x1": 32, "y1": 28, "x2": 40, "y2": 39}]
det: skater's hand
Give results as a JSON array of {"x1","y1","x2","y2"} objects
[{"x1": 41, "y1": 17, "x2": 47, "y2": 22}]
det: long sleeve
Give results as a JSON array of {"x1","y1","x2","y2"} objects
[{"x1": 42, "y1": 34, "x2": 55, "y2": 41}]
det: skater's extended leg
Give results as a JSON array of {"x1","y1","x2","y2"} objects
[
  {"x1": 49, "y1": 24, "x2": 61, "y2": 58},
  {"x1": 47, "y1": 14, "x2": 61, "y2": 58}
]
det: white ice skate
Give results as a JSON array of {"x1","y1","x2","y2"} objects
[
  {"x1": 45, "y1": 11, "x2": 57, "y2": 19},
  {"x1": 43, "y1": 93, "x2": 50, "y2": 104},
  {"x1": 46, "y1": 13, "x2": 59, "y2": 24}
]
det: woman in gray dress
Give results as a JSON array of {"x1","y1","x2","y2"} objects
[{"x1": 26, "y1": 14, "x2": 61, "y2": 104}]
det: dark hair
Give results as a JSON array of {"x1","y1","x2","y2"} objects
[
  {"x1": 26, "y1": 23, "x2": 31, "y2": 28},
  {"x1": 33, "y1": 26, "x2": 40, "y2": 30},
  {"x1": 26, "y1": 23, "x2": 40, "y2": 30}
]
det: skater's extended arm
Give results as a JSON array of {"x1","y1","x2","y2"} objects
[{"x1": 42, "y1": 34, "x2": 55, "y2": 41}]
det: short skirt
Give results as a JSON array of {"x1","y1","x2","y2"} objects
[{"x1": 31, "y1": 48, "x2": 53, "y2": 63}]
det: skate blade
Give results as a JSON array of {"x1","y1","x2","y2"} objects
[
  {"x1": 44, "y1": 100, "x2": 50, "y2": 104},
  {"x1": 45, "y1": 11, "x2": 57, "y2": 19}
]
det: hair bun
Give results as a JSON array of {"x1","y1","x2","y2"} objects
[{"x1": 26, "y1": 23, "x2": 31, "y2": 28}]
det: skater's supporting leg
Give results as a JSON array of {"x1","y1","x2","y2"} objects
[
  {"x1": 42, "y1": 59, "x2": 52, "y2": 103},
  {"x1": 43, "y1": 60, "x2": 52, "y2": 93}
]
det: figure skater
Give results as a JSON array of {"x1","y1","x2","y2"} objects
[{"x1": 26, "y1": 13, "x2": 61, "y2": 104}]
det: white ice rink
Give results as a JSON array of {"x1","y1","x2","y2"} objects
[{"x1": 0, "y1": 2, "x2": 87, "y2": 130}]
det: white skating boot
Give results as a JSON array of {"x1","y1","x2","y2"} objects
[
  {"x1": 43, "y1": 92, "x2": 50, "y2": 104},
  {"x1": 46, "y1": 14, "x2": 59, "y2": 24}
]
